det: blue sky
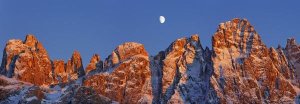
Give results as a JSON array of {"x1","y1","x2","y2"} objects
[{"x1": 0, "y1": 0, "x2": 299, "y2": 66}]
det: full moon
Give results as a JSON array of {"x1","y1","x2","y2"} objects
[{"x1": 160, "y1": 16, "x2": 165, "y2": 24}]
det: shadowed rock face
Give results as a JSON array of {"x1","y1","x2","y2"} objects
[
  {"x1": 84, "y1": 42, "x2": 153, "y2": 104},
  {"x1": 211, "y1": 18, "x2": 297, "y2": 103},
  {"x1": 285, "y1": 38, "x2": 300, "y2": 82}
]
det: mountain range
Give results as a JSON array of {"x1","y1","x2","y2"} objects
[{"x1": 0, "y1": 18, "x2": 299, "y2": 104}]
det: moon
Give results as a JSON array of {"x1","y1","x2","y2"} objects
[{"x1": 160, "y1": 16, "x2": 165, "y2": 24}]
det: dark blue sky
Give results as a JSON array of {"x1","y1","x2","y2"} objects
[{"x1": 0, "y1": 0, "x2": 299, "y2": 66}]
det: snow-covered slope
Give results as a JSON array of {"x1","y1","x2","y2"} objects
[{"x1": 0, "y1": 75, "x2": 114, "y2": 104}]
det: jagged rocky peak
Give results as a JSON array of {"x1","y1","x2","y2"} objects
[
  {"x1": 212, "y1": 18, "x2": 267, "y2": 78},
  {"x1": 285, "y1": 38, "x2": 300, "y2": 81},
  {"x1": 113, "y1": 42, "x2": 148, "y2": 61},
  {"x1": 0, "y1": 39, "x2": 26, "y2": 75},
  {"x1": 71, "y1": 50, "x2": 83, "y2": 65},
  {"x1": 85, "y1": 54, "x2": 101, "y2": 74},
  {"x1": 66, "y1": 50, "x2": 85, "y2": 80},
  {"x1": 287, "y1": 38, "x2": 297, "y2": 46},
  {"x1": 286, "y1": 38, "x2": 300, "y2": 54},
  {"x1": 84, "y1": 42, "x2": 152, "y2": 103},
  {"x1": 212, "y1": 18, "x2": 265, "y2": 56},
  {"x1": 90, "y1": 54, "x2": 100, "y2": 64},
  {"x1": 52, "y1": 58, "x2": 78, "y2": 85},
  {"x1": 24, "y1": 34, "x2": 38, "y2": 47},
  {"x1": 52, "y1": 51, "x2": 86, "y2": 84},
  {"x1": 210, "y1": 18, "x2": 297, "y2": 103},
  {"x1": 151, "y1": 34, "x2": 215, "y2": 103},
  {"x1": 23, "y1": 34, "x2": 48, "y2": 54},
  {"x1": 0, "y1": 35, "x2": 39, "y2": 75},
  {"x1": 166, "y1": 34, "x2": 202, "y2": 54},
  {"x1": 0, "y1": 34, "x2": 53, "y2": 86},
  {"x1": 104, "y1": 42, "x2": 148, "y2": 68},
  {"x1": 52, "y1": 59, "x2": 67, "y2": 84},
  {"x1": 161, "y1": 34, "x2": 204, "y2": 85}
]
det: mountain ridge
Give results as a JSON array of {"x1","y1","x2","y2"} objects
[{"x1": 0, "y1": 18, "x2": 299, "y2": 104}]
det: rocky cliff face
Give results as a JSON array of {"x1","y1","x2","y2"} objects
[
  {"x1": 84, "y1": 42, "x2": 153, "y2": 103},
  {"x1": 0, "y1": 18, "x2": 299, "y2": 104},
  {"x1": 211, "y1": 18, "x2": 297, "y2": 103}
]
